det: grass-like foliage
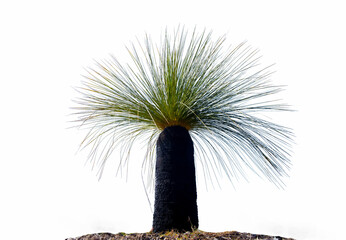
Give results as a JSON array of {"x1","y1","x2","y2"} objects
[{"x1": 73, "y1": 27, "x2": 294, "y2": 188}]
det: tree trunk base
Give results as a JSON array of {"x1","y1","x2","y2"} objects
[{"x1": 153, "y1": 125, "x2": 198, "y2": 232}]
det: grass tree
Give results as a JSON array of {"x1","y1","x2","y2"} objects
[{"x1": 73, "y1": 27, "x2": 294, "y2": 233}]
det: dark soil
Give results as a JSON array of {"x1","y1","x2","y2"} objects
[{"x1": 66, "y1": 230, "x2": 295, "y2": 240}]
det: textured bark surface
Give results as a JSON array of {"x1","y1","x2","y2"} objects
[{"x1": 153, "y1": 125, "x2": 198, "y2": 232}]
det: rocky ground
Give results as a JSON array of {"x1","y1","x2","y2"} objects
[{"x1": 66, "y1": 230, "x2": 295, "y2": 240}]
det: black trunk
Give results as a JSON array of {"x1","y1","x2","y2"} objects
[{"x1": 153, "y1": 125, "x2": 198, "y2": 232}]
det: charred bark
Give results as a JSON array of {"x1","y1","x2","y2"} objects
[{"x1": 153, "y1": 125, "x2": 198, "y2": 232}]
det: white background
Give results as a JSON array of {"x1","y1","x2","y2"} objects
[{"x1": 1, "y1": 1, "x2": 345, "y2": 240}]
